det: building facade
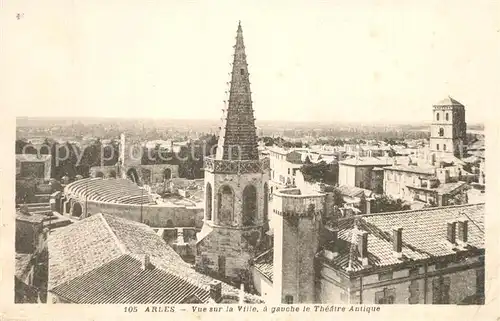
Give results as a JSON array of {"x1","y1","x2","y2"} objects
[
  {"x1": 338, "y1": 157, "x2": 395, "y2": 193},
  {"x1": 384, "y1": 165, "x2": 468, "y2": 207},
  {"x1": 268, "y1": 147, "x2": 302, "y2": 191},
  {"x1": 429, "y1": 96, "x2": 467, "y2": 158}
]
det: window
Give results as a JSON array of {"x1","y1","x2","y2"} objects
[
  {"x1": 409, "y1": 267, "x2": 419, "y2": 277},
  {"x1": 443, "y1": 144, "x2": 447, "y2": 151},
  {"x1": 432, "y1": 276, "x2": 451, "y2": 304},
  {"x1": 240, "y1": 68, "x2": 245, "y2": 75},
  {"x1": 439, "y1": 128, "x2": 444, "y2": 137},
  {"x1": 379, "y1": 271, "x2": 394, "y2": 281},
  {"x1": 242, "y1": 185, "x2": 258, "y2": 226},
  {"x1": 436, "y1": 144, "x2": 440, "y2": 151},
  {"x1": 206, "y1": 183, "x2": 212, "y2": 221},
  {"x1": 436, "y1": 113, "x2": 440, "y2": 121},
  {"x1": 285, "y1": 295, "x2": 293, "y2": 304},
  {"x1": 375, "y1": 288, "x2": 396, "y2": 304},
  {"x1": 445, "y1": 113, "x2": 449, "y2": 121}
]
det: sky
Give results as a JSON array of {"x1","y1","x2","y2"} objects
[{"x1": 2, "y1": 0, "x2": 499, "y2": 124}]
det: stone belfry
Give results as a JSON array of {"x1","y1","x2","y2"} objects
[
  {"x1": 196, "y1": 21, "x2": 270, "y2": 289},
  {"x1": 429, "y1": 96, "x2": 467, "y2": 158}
]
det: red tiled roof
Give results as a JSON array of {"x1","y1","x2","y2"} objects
[
  {"x1": 339, "y1": 156, "x2": 394, "y2": 167},
  {"x1": 48, "y1": 213, "x2": 263, "y2": 304},
  {"x1": 385, "y1": 164, "x2": 436, "y2": 175},
  {"x1": 51, "y1": 255, "x2": 210, "y2": 304},
  {"x1": 323, "y1": 203, "x2": 484, "y2": 274}
]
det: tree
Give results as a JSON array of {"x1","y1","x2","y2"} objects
[
  {"x1": 300, "y1": 161, "x2": 338, "y2": 185},
  {"x1": 371, "y1": 195, "x2": 411, "y2": 213}
]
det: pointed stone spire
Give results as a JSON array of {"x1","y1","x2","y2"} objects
[{"x1": 216, "y1": 21, "x2": 259, "y2": 160}]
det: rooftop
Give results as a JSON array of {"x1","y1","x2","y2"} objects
[
  {"x1": 434, "y1": 96, "x2": 464, "y2": 107},
  {"x1": 253, "y1": 249, "x2": 273, "y2": 281},
  {"x1": 322, "y1": 203, "x2": 484, "y2": 274},
  {"x1": 407, "y1": 181, "x2": 467, "y2": 195},
  {"x1": 16, "y1": 210, "x2": 49, "y2": 224},
  {"x1": 336, "y1": 185, "x2": 373, "y2": 199},
  {"x1": 385, "y1": 164, "x2": 436, "y2": 175},
  {"x1": 48, "y1": 213, "x2": 263, "y2": 304},
  {"x1": 339, "y1": 156, "x2": 395, "y2": 167}
]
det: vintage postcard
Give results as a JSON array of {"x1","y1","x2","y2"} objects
[{"x1": 1, "y1": 0, "x2": 498, "y2": 320}]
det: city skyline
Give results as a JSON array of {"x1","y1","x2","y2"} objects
[{"x1": 3, "y1": 0, "x2": 498, "y2": 124}]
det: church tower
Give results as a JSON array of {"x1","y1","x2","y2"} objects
[
  {"x1": 196, "y1": 22, "x2": 270, "y2": 288},
  {"x1": 429, "y1": 96, "x2": 467, "y2": 158}
]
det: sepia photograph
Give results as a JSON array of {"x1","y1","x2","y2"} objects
[{"x1": 2, "y1": 0, "x2": 498, "y2": 319}]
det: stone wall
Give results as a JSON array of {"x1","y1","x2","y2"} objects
[
  {"x1": 251, "y1": 267, "x2": 273, "y2": 302},
  {"x1": 16, "y1": 219, "x2": 44, "y2": 254},
  {"x1": 81, "y1": 201, "x2": 203, "y2": 228},
  {"x1": 271, "y1": 189, "x2": 324, "y2": 304},
  {"x1": 319, "y1": 255, "x2": 484, "y2": 304},
  {"x1": 195, "y1": 225, "x2": 263, "y2": 287}
]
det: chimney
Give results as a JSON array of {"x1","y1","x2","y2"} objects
[
  {"x1": 365, "y1": 198, "x2": 371, "y2": 214},
  {"x1": 19, "y1": 204, "x2": 30, "y2": 215},
  {"x1": 141, "y1": 254, "x2": 152, "y2": 270},
  {"x1": 447, "y1": 221, "x2": 457, "y2": 244},
  {"x1": 239, "y1": 283, "x2": 245, "y2": 304},
  {"x1": 357, "y1": 230, "x2": 368, "y2": 260},
  {"x1": 458, "y1": 219, "x2": 469, "y2": 243},
  {"x1": 392, "y1": 227, "x2": 403, "y2": 258},
  {"x1": 209, "y1": 280, "x2": 222, "y2": 302}
]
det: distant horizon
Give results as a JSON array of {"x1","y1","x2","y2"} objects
[{"x1": 15, "y1": 115, "x2": 485, "y2": 128}]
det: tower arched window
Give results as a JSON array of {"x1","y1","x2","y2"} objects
[
  {"x1": 436, "y1": 113, "x2": 440, "y2": 121},
  {"x1": 439, "y1": 128, "x2": 444, "y2": 137},
  {"x1": 443, "y1": 144, "x2": 447, "y2": 151},
  {"x1": 206, "y1": 183, "x2": 212, "y2": 221},
  {"x1": 436, "y1": 144, "x2": 440, "y2": 151},
  {"x1": 242, "y1": 184, "x2": 258, "y2": 226},
  {"x1": 445, "y1": 113, "x2": 449, "y2": 121},
  {"x1": 218, "y1": 185, "x2": 234, "y2": 224}
]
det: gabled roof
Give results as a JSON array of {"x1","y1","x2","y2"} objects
[
  {"x1": 434, "y1": 96, "x2": 464, "y2": 107},
  {"x1": 253, "y1": 249, "x2": 273, "y2": 281},
  {"x1": 339, "y1": 156, "x2": 394, "y2": 167},
  {"x1": 48, "y1": 213, "x2": 263, "y2": 304},
  {"x1": 322, "y1": 203, "x2": 484, "y2": 274},
  {"x1": 385, "y1": 164, "x2": 436, "y2": 175},
  {"x1": 336, "y1": 185, "x2": 373, "y2": 199}
]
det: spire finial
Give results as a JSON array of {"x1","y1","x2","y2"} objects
[{"x1": 237, "y1": 20, "x2": 242, "y2": 32}]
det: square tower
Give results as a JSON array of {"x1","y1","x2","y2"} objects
[{"x1": 429, "y1": 96, "x2": 467, "y2": 158}]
